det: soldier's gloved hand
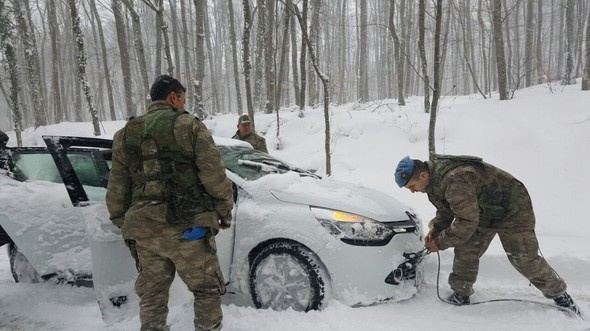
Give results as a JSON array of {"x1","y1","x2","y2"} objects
[
  {"x1": 183, "y1": 226, "x2": 207, "y2": 240},
  {"x1": 219, "y1": 218, "x2": 231, "y2": 230}
]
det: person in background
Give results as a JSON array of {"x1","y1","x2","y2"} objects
[
  {"x1": 394, "y1": 155, "x2": 581, "y2": 316},
  {"x1": 231, "y1": 114, "x2": 268, "y2": 153},
  {"x1": 106, "y1": 75, "x2": 234, "y2": 331}
]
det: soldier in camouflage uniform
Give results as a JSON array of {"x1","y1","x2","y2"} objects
[
  {"x1": 106, "y1": 75, "x2": 234, "y2": 331},
  {"x1": 231, "y1": 114, "x2": 268, "y2": 153},
  {"x1": 394, "y1": 155, "x2": 581, "y2": 315}
]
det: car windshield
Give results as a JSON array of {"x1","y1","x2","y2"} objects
[{"x1": 217, "y1": 145, "x2": 319, "y2": 181}]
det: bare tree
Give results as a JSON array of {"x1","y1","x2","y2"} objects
[
  {"x1": 242, "y1": 0, "x2": 255, "y2": 120},
  {"x1": 562, "y1": 0, "x2": 575, "y2": 85},
  {"x1": 193, "y1": 0, "x2": 206, "y2": 118},
  {"x1": 67, "y1": 0, "x2": 100, "y2": 136},
  {"x1": 0, "y1": 0, "x2": 22, "y2": 145},
  {"x1": 582, "y1": 7, "x2": 590, "y2": 90},
  {"x1": 11, "y1": 0, "x2": 46, "y2": 127},
  {"x1": 524, "y1": 0, "x2": 534, "y2": 87},
  {"x1": 121, "y1": 0, "x2": 150, "y2": 96},
  {"x1": 264, "y1": 0, "x2": 276, "y2": 114},
  {"x1": 292, "y1": 3, "x2": 331, "y2": 175},
  {"x1": 142, "y1": 0, "x2": 174, "y2": 76},
  {"x1": 388, "y1": 0, "x2": 406, "y2": 106},
  {"x1": 88, "y1": 0, "x2": 116, "y2": 121},
  {"x1": 112, "y1": 0, "x2": 135, "y2": 118},
  {"x1": 228, "y1": 0, "x2": 243, "y2": 113},
  {"x1": 358, "y1": 0, "x2": 369, "y2": 102},
  {"x1": 417, "y1": 0, "x2": 431, "y2": 113},
  {"x1": 492, "y1": 0, "x2": 508, "y2": 100},
  {"x1": 47, "y1": 0, "x2": 63, "y2": 123},
  {"x1": 428, "y1": 0, "x2": 444, "y2": 160}
]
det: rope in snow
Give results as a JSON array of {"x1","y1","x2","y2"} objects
[{"x1": 433, "y1": 251, "x2": 585, "y2": 320}]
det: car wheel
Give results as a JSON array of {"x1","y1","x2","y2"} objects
[
  {"x1": 9, "y1": 242, "x2": 43, "y2": 283},
  {"x1": 249, "y1": 241, "x2": 330, "y2": 311}
]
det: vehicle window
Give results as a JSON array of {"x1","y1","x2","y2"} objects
[
  {"x1": 67, "y1": 154, "x2": 102, "y2": 187},
  {"x1": 13, "y1": 152, "x2": 63, "y2": 183},
  {"x1": 12, "y1": 151, "x2": 105, "y2": 189}
]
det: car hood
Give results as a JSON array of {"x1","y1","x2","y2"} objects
[{"x1": 269, "y1": 179, "x2": 410, "y2": 222}]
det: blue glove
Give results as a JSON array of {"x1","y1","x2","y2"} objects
[{"x1": 182, "y1": 226, "x2": 207, "y2": 240}]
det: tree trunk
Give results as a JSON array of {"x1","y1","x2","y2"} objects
[
  {"x1": 242, "y1": 0, "x2": 255, "y2": 120},
  {"x1": 11, "y1": 0, "x2": 46, "y2": 127},
  {"x1": 253, "y1": 0, "x2": 267, "y2": 110},
  {"x1": 121, "y1": 0, "x2": 150, "y2": 99},
  {"x1": 47, "y1": 0, "x2": 64, "y2": 123},
  {"x1": 168, "y1": 0, "x2": 181, "y2": 79},
  {"x1": 67, "y1": 0, "x2": 100, "y2": 136},
  {"x1": 308, "y1": 0, "x2": 320, "y2": 105},
  {"x1": 193, "y1": 0, "x2": 206, "y2": 118},
  {"x1": 0, "y1": 0, "x2": 23, "y2": 145},
  {"x1": 418, "y1": 0, "x2": 430, "y2": 113},
  {"x1": 179, "y1": 0, "x2": 194, "y2": 104},
  {"x1": 88, "y1": 0, "x2": 116, "y2": 121},
  {"x1": 292, "y1": 4, "x2": 331, "y2": 176},
  {"x1": 492, "y1": 0, "x2": 508, "y2": 100},
  {"x1": 582, "y1": 8, "x2": 590, "y2": 90},
  {"x1": 524, "y1": 0, "x2": 534, "y2": 87},
  {"x1": 562, "y1": 0, "x2": 575, "y2": 85},
  {"x1": 298, "y1": 0, "x2": 308, "y2": 116},
  {"x1": 228, "y1": 0, "x2": 243, "y2": 113},
  {"x1": 535, "y1": 0, "x2": 544, "y2": 84},
  {"x1": 429, "y1": 0, "x2": 444, "y2": 160},
  {"x1": 358, "y1": 0, "x2": 369, "y2": 102},
  {"x1": 112, "y1": 0, "x2": 135, "y2": 118},
  {"x1": 265, "y1": 0, "x2": 276, "y2": 114},
  {"x1": 388, "y1": 0, "x2": 406, "y2": 106},
  {"x1": 290, "y1": 1, "x2": 301, "y2": 107}
]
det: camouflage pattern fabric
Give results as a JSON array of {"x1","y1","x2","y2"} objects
[
  {"x1": 106, "y1": 100, "x2": 233, "y2": 330},
  {"x1": 134, "y1": 233, "x2": 225, "y2": 330},
  {"x1": 425, "y1": 158, "x2": 567, "y2": 298},
  {"x1": 107, "y1": 101, "x2": 234, "y2": 239},
  {"x1": 232, "y1": 130, "x2": 268, "y2": 153}
]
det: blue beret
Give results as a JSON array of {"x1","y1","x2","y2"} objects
[{"x1": 395, "y1": 156, "x2": 414, "y2": 188}]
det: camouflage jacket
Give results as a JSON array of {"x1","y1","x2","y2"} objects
[
  {"x1": 232, "y1": 131, "x2": 268, "y2": 153},
  {"x1": 426, "y1": 156, "x2": 526, "y2": 250},
  {"x1": 106, "y1": 101, "x2": 234, "y2": 239}
]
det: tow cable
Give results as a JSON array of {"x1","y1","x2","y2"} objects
[{"x1": 387, "y1": 249, "x2": 585, "y2": 321}]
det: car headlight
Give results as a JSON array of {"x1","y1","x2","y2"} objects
[{"x1": 310, "y1": 207, "x2": 414, "y2": 246}]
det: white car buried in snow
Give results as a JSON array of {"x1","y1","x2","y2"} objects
[{"x1": 0, "y1": 135, "x2": 424, "y2": 317}]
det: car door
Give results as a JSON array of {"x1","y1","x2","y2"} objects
[
  {"x1": 0, "y1": 145, "x2": 95, "y2": 281},
  {"x1": 43, "y1": 136, "x2": 138, "y2": 321}
]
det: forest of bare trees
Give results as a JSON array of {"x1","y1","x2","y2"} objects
[{"x1": 1, "y1": 0, "x2": 589, "y2": 138}]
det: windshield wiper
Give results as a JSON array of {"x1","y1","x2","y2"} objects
[{"x1": 239, "y1": 159, "x2": 321, "y2": 179}]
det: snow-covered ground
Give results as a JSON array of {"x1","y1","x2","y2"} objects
[{"x1": 1, "y1": 82, "x2": 590, "y2": 330}]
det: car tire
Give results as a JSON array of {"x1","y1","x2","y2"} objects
[
  {"x1": 249, "y1": 241, "x2": 330, "y2": 311},
  {"x1": 9, "y1": 242, "x2": 43, "y2": 283}
]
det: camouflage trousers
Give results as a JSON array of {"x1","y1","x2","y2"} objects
[
  {"x1": 134, "y1": 232, "x2": 226, "y2": 331},
  {"x1": 449, "y1": 193, "x2": 567, "y2": 299}
]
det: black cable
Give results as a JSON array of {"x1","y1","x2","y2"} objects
[{"x1": 432, "y1": 251, "x2": 585, "y2": 320}]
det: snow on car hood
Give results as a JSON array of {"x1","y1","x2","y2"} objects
[{"x1": 244, "y1": 172, "x2": 410, "y2": 222}]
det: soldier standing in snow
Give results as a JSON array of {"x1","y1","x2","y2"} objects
[
  {"x1": 231, "y1": 114, "x2": 268, "y2": 153},
  {"x1": 394, "y1": 155, "x2": 581, "y2": 315},
  {"x1": 106, "y1": 75, "x2": 234, "y2": 331}
]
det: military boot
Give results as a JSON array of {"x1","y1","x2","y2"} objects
[
  {"x1": 447, "y1": 292, "x2": 470, "y2": 305},
  {"x1": 553, "y1": 292, "x2": 581, "y2": 316}
]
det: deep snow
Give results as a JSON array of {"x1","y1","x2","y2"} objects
[{"x1": 1, "y1": 82, "x2": 589, "y2": 330}]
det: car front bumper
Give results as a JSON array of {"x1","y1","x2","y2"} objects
[{"x1": 316, "y1": 231, "x2": 424, "y2": 306}]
